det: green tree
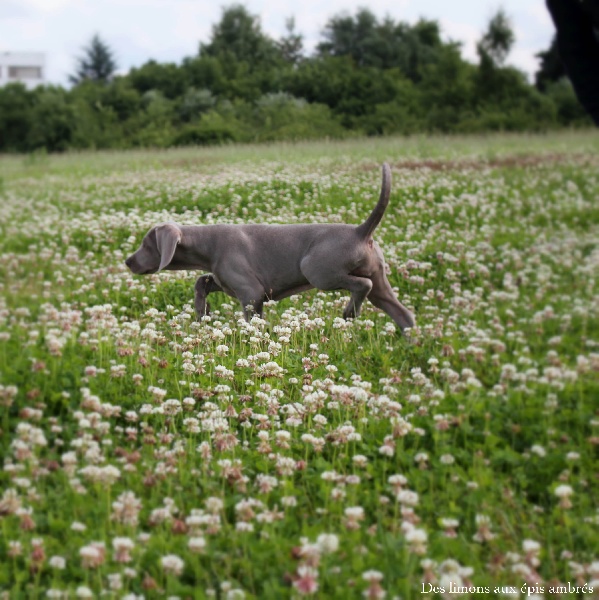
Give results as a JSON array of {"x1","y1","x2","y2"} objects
[
  {"x1": 543, "y1": 79, "x2": 590, "y2": 125},
  {"x1": 477, "y1": 9, "x2": 515, "y2": 68},
  {"x1": 128, "y1": 60, "x2": 187, "y2": 99},
  {"x1": 285, "y1": 56, "x2": 407, "y2": 126},
  {"x1": 419, "y1": 44, "x2": 476, "y2": 131},
  {"x1": 0, "y1": 83, "x2": 35, "y2": 151},
  {"x1": 317, "y1": 8, "x2": 379, "y2": 67},
  {"x1": 475, "y1": 10, "x2": 517, "y2": 101},
  {"x1": 70, "y1": 34, "x2": 118, "y2": 85},
  {"x1": 101, "y1": 79, "x2": 141, "y2": 121},
  {"x1": 178, "y1": 87, "x2": 216, "y2": 122},
  {"x1": 535, "y1": 35, "x2": 565, "y2": 91},
  {"x1": 316, "y1": 9, "x2": 446, "y2": 81},
  {"x1": 200, "y1": 5, "x2": 281, "y2": 68},
  {"x1": 278, "y1": 17, "x2": 304, "y2": 65},
  {"x1": 27, "y1": 87, "x2": 75, "y2": 151}
]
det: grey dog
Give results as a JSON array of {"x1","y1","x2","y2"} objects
[{"x1": 125, "y1": 163, "x2": 415, "y2": 332}]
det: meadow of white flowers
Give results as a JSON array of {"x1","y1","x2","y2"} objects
[{"x1": 1, "y1": 136, "x2": 598, "y2": 599}]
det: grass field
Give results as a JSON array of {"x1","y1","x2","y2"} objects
[{"x1": 1, "y1": 132, "x2": 598, "y2": 599}]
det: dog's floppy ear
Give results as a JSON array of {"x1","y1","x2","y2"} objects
[{"x1": 155, "y1": 223, "x2": 182, "y2": 272}]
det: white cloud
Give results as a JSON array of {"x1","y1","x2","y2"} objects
[
  {"x1": 21, "y1": 0, "x2": 77, "y2": 12},
  {"x1": 440, "y1": 19, "x2": 480, "y2": 63}
]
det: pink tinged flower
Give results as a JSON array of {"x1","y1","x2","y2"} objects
[
  {"x1": 396, "y1": 490, "x2": 419, "y2": 507},
  {"x1": 108, "y1": 572, "x2": 123, "y2": 591},
  {"x1": 19, "y1": 511, "x2": 36, "y2": 531},
  {"x1": 256, "y1": 474, "x2": 278, "y2": 494},
  {"x1": 299, "y1": 540, "x2": 321, "y2": 566},
  {"x1": 293, "y1": 566, "x2": 319, "y2": 595},
  {"x1": 79, "y1": 464, "x2": 120, "y2": 485},
  {"x1": 414, "y1": 452, "x2": 429, "y2": 469},
  {"x1": 440, "y1": 518, "x2": 459, "y2": 538},
  {"x1": 205, "y1": 496, "x2": 224, "y2": 513},
  {"x1": 362, "y1": 570, "x2": 384, "y2": 584},
  {"x1": 405, "y1": 527, "x2": 428, "y2": 555},
  {"x1": 112, "y1": 537, "x2": 135, "y2": 563},
  {"x1": 0, "y1": 488, "x2": 22, "y2": 515},
  {"x1": 111, "y1": 491, "x2": 143, "y2": 526},
  {"x1": 344, "y1": 506, "x2": 365, "y2": 531},
  {"x1": 388, "y1": 474, "x2": 407, "y2": 493},
  {"x1": 522, "y1": 539, "x2": 541, "y2": 562},
  {"x1": 362, "y1": 569, "x2": 386, "y2": 600},
  {"x1": 554, "y1": 484, "x2": 574, "y2": 509},
  {"x1": 30, "y1": 538, "x2": 45, "y2": 566},
  {"x1": 80, "y1": 542, "x2": 106, "y2": 569},
  {"x1": 8, "y1": 541, "x2": 23, "y2": 557},
  {"x1": 472, "y1": 514, "x2": 495, "y2": 543}
]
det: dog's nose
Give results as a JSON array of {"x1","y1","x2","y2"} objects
[{"x1": 125, "y1": 256, "x2": 133, "y2": 268}]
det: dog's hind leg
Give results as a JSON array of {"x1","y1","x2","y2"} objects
[{"x1": 302, "y1": 258, "x2": 374, "y2": 320}]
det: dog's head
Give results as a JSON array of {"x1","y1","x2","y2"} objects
[{"x1": 125, "y1": 222, "x2": 182, "y2": 274}]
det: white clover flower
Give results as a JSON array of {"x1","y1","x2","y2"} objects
[
  {"x1": 522, "y1": 539, "x2": 541, "y2": 555},
  {"x1": 352, "y1": 454, "x2": 368, "y2": 467},
  {"x1": 405, "y1": 528, "x2": 428, "y2": 554},
  {"x1": 316, "y1": 533, "x2": 339, "y2": 554},
  {"x1": 554, "y1": 484, "x2": 573, "y2": 498},
  {"x1": 161, "y1": 554, "x2": 185, "y2": 576},
  {"x1": 530, "y1": 445, "x2": 546, "y2": 457},
  {"x1": 440, "y1": 454, "x2": 455, "y2": 465},
  {"x1": 49, "y1": 555, "x2": 66, "y2": 569},
  {"x1": 188, "y1": 536, "x2": 207, "y2": 553},
  {"x1": 362, "y1": 570, "x2": 384, "y2": 582}
]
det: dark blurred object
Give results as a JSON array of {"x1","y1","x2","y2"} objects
[{"x1": 546, "y1": 0, "x2": 599, "y2": 125}]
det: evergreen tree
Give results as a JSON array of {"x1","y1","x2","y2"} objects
[
  {"x1": 278, "y1": 17, "x2": 304, "y2": 65},
  {"x1": 70, "y1": 34, "x2": 118, "y2": 85}
]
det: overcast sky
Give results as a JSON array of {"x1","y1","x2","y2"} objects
[{"x1": 1, "y1": 0, "x2": 555, "y2": 86}]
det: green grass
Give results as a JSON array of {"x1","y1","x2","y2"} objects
[{"x1": 0, "y1": 132, "x2": 598, "y2": 599}]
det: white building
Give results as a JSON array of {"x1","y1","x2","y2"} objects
[{"x1": 0, "y1": 52, "x2": 45, "y2": 89}]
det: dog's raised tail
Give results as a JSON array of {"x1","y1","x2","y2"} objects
[{"x1": 355, "y1": 163, "x2": 391, "y2": 240}]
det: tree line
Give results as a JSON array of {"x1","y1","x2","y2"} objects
[{"x1": 0, "y1": 5, "x2": 590, "y2": 153}]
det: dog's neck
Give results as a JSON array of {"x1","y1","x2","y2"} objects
[{"x1": 171, "y1": 226, "x2": 214, "y2": 272}]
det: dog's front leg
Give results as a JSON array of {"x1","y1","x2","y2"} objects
[
  {"x1": 240, "y1": 297, "x2": 264, "y2": 321},
  {"x1": 194, "y1": 274, "x2": 222, "y2": 320},
  {"x1": 341, "y1": 276, "x2": 374, "y2": 320}
]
